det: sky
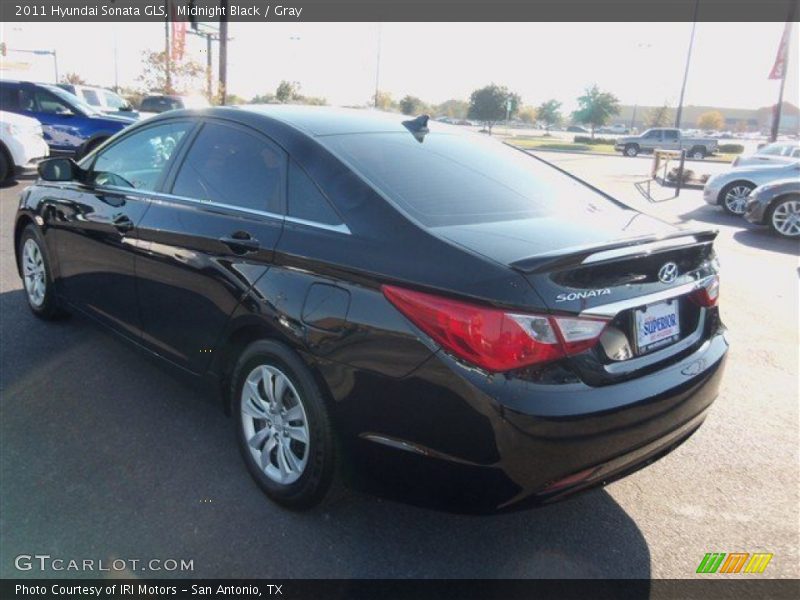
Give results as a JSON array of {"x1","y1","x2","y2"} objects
[{"x1": 1, "y1": 21, "x2": 798, "y2": 111}]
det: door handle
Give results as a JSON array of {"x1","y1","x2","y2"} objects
[
  {"x1": 112, "y1": 214, "x2": 134, "y2": 233},
  {"x1": 219, "y1": 231, "x2": 260, "y2": 254}
]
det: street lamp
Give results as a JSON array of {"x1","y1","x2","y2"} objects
[{"x1": 675, "y1": 0, "x2": 700, "y2": 129}]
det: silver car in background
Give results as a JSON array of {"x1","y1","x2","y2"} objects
[
  {"x1": 703, "y1": 161, "x2": 800, "y2": 215},
  {"x1": 744, "y1": 179, "x2": 800, "y2": 238},
  {"x1": 732, "y1": 142, "x2": 800, "y2": 168}
]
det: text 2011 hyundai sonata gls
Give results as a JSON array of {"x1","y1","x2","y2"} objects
[{"x1": 15, "y1": 106, "x2": 728, "y2": 511}]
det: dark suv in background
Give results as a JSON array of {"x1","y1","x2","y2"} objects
[{"x1": 0, "y1": 80, "x2": 134, "y2": 156}]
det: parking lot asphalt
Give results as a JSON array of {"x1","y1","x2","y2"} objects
[{"x1": 1, "y1": 152, "x2": 798, "y2": 579}]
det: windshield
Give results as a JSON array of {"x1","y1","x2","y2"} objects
[
  {"x1": 103, "y1": 90, "x2": 130, "y2": 110},
  {"x1": 42, "y1": 84, "x2": 99, "y2": 115},
  {"x1": 320, "y1": 131, "x2": 627, "y2": 227}
]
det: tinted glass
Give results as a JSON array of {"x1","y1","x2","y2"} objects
[
  {"x1": 81, "y1": 89, "x2": 101, "y2": 106},
  {"x1": 321, "y1": 132, "x2": 625, "y2": 227},
  {"x1": 760, "y1": 143, "x2": 785, "y2": 156},
  {"x1": 664, "y1": 130, "x2": 679, "y2": 140},
  {"x1": 643, "y1": 130, "x2": 661, "y2": 139},
  {"x1": 33, "y1": 90, "x2": 72, "y2": 114},
  {"x1": 103, "y1": 91, "x2": 127, "y2": 109},
  {"x1": 288, "y1": 161, "x2": 343, "y2": 225},
  {"x1": 0, "y1": 85, "x2": 19, "y2": 110},
  {"x1": 92, "y1": 121, "x2": 191, "y2": 191},
  {"x1": 172, "y1": 122, "x2": 285, "y2": 213}
]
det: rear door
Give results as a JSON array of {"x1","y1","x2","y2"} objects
[
  {"x1": 662, "y1": 129, "x2": 681, "y2": 151},
  {"x1": 135, "y1": 119, "x2": 287, "y2": 373}
]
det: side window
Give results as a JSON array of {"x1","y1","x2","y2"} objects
[
  {"x1": 33, "y1": 90, "x2": 72, "y2": 114},
  {"x1": 0, "y1": 86, "x2": 19, "y2": 110},
  {"x1": 663, "y1": 130, "x2": 678, "y2": 141},
  {"x1": 81, "y1": 89, "x2": 101, "y2": 107},
  {"x1": 288, "y1": 160, "x2": 343, "y2": 226},
  {"x1": 171, "y1": 122, "x2": 285, "y2": 213},
  {"x1": 791, "y1": 148, "x2": 800, "y2": 158},
  {"x1": 644, "y1": 130, "x2": 661, "y2": 140},
  {"x1": 91, "y1": 121, "x2": 192, "y2": 191}
]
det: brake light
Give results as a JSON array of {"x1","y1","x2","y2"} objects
[
  {"x1": 690, "y1": 275, "x2": 720, "y2": 307},
  {"x1": 382, "y1": 285, "x2": 609, "y2": 372}
]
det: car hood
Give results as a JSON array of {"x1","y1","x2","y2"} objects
[{"x1": 0, "y1": 110, "x2": 41, "y2": 128}]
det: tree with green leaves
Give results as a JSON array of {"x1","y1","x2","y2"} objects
[
  {"x1": 697, "y1": 110, "x2": 725, "y2": 131},
  {"x1": 137, "y1": 50, "x2": 205, "y2": 95},
  {"x1": 399, "y1": 95, "x2": 425, "y2": 115},
  {"x1": 536, "y1": 99, "x2": 562, "y2": 132},
  {"x1": 467, "y1": 84, "x2": 520, "y2": 134},
  {"x1": 373, "y1": 91, "x2": 395, "y2": 111},
  {"x1": 517, "y1": 106, "x2": 538, "y2": 124},
  {"x1": 572, "y1": 85, "x2": 620, "y2": 138},
  {"x1": 435, "y1": 99, "x2": 468, "y2": 119},
  {"x1": 276, "y1": 80, "x2": 300, "y2": 103},
  {"x1": 61, "y1": 72, "x2": 86, "y2": 85},
  {"x1": 644, "y1": 103, "x2": 674, "y2": 128}
]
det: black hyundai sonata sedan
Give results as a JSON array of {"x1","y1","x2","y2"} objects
[{"x1": 15, "y1": 106, "x2": 727, "y2": 511}]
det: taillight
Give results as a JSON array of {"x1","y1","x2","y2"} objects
[
  {"x1": 690, "y1": 275, "x2": 720, "y2": 307},
  {"x1": 382, "y1": 285, "x2": 609, "y2": 372}
]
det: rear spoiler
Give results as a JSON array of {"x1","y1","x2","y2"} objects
[{"x1": 510, "y1": 229, "x2": 718, "y2": 274}]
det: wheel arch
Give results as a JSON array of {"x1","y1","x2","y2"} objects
[
  {"x1": 717, "y1": 179, "x2": 756, "y2": 204},
  {"x1": 13, "y1": 214, "x2": 36, "y2": 276},
  {"x1": 767, "y1": 191, "x2": 800, "y2": 221}
]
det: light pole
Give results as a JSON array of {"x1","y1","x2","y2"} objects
[
  {"x1": 631, "y1": 42, "x2": 652, "y2": 131},
  {"x1": 675, "y1": 0, "x2": 700, "y2": 129},
  {"x1": 374, "y1": 24, "x2": 382, "y2": 108}
]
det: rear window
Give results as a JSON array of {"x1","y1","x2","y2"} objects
[{"x1": 320, "y1": 131, "x2": 623, "y2": 227}]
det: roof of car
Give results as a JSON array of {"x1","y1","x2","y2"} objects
[{"x1": 232, "y1": 104, "x2": 444, "y2": 137}]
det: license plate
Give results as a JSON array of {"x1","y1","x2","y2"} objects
[{"x1": 634, "y1": 300, "x2": 681, "y2": 354}]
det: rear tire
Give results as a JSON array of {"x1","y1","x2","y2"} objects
[
  {"x1": 0, "y1": 148, "x2": 11, "y2": 182},
  {"x1": 624, "y1": 144, "x2": 639, "y2": 157},
  {"x1": 17, "y1": 225, "x2": 67, "y2": 320},
  {"x1": 689, "y1": 147, "x2": 706, "y2": 160},
  {"x1": 719, "y1": 181, "x2": 754, "y2": 215},
  {"x1": 768, "y1": 195, "x2": 800, "y2": 239},
  {"x1": 232, "y1": 340, "x2": 341, "y2": 510}
]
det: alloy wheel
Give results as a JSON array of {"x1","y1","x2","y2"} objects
[
  {"x1": 723, "y1": 185, "x2": 752, "y2": 215},
  {"x1": 771, "y1": 199, "x2": 800, "y2": 238},
  {"x1": 22, "y1": 238, "x2": 46, "y2": 307},
  {"x1": 240, "y1": 365, "x2": 310, "y2": 485}
]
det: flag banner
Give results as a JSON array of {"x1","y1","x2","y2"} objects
[{"x1": 768, "y1": 20, "x2": 793, "y2": 80}]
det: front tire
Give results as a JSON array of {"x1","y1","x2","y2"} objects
[
  {"x1": 17, "y1": 225, "x2": 66, "y2": 320},
  {"x1": 624, "y1": 144, "x2": 639, "y2": 157},
  {"x1": 719, "y1": 181, "x2": 754, "y2": 215},
  {"x1": 0, "y1": 149, "x2": 10, "y2": 182},
  {"x1": 769, "y1": 195, "x2": 800, "y2": 238},
  {"x1": 689, "y1": 147, "x2": 706, "y2": 160},
  {"x1": 232, "y1": 340, "x2": 339, "y2": 510}
]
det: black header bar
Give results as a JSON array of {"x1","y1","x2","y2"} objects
[{"x1": 1, "y1": 0, "x2": 798, "y2": 23}]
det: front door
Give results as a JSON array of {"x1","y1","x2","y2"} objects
[
  {"x1": 135, "y1": 119, "x2": 287, "y2": 373},
  {"x1": 50, "y1": 119, "x2": 195, "y2": 337}
]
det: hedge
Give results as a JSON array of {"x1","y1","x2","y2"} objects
[
  {"x1": 718, "y1": 143, "x2": 745, "y2": 154},
  {"x1": 574, "y1": 136, "x2": 617, "y2": 145}
]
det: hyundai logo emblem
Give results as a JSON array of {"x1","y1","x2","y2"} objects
[{"x1": 658, "y1": 262, "x2": 679, "y2": 284}]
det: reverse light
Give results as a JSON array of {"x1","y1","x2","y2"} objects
[
  {"x1": 690, "y1": 275, "x2": 720, "y2": 307},
  {"x1": 382, "y1": 285, "x2": 609, "y2": 372}
]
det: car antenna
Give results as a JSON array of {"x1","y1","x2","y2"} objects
[{"x1": 402, "y1": 114, "x2": 430, "y2": 142}]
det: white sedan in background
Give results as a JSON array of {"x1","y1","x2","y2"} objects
[
  {"x1": 732, "y1": 141, "x2": 800, "y2": 168},
  {"x1": 0, "y1": 111, "x2": 49, "y2": 182}
]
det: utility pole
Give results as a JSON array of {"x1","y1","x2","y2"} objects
[
  {"x1": 164, "y1": 0, "x2": 171, "y2": 93},
  {"x1": 675, "y1": 0, "x2": 699, "y2": 129},
  {"x1": 769, "y1": 4, "x2": 796, "y2": 142},
  {"x1": 219, "y1": 0, "x2": 228, "y2": 105},
  {"x1": 374, "y1": 24, "x2": 382, "y2": 108}
]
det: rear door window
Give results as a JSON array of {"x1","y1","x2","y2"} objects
[
  {"x1": 287, "y1": 161, "x2": 343, "y2": 226},
  {"x1": 171, "y1": 121, "x2": 286, "y2": 214},
  {"x1": 0, "y1": 85, "x2": 19, "y2": 110}
]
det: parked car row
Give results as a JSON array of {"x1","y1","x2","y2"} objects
[
  {"x1": 0, "y1": 79, "x2": 212, "y2": 180},
  {"x1": 703, "y1": 142, "x2": 800, "y2": 238}
]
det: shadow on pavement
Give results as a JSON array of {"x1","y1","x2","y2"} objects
[
  {"x1": 677, "y1": 205, "x2": 748, "y2": 228},
  {"x1": 1, "y1": 289, "x2": 652, "y2": 580},
  {"x1": 732, "y1": 227, "x2": 800, "y2": 257}
]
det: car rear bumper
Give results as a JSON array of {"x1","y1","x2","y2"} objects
[{"x1": 325, "y1": 327, "x2": 728, "y2": 512}]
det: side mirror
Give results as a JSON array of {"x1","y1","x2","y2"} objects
[{"x1": 38, "y1": 157, "x2": 81, "y2": 182}]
